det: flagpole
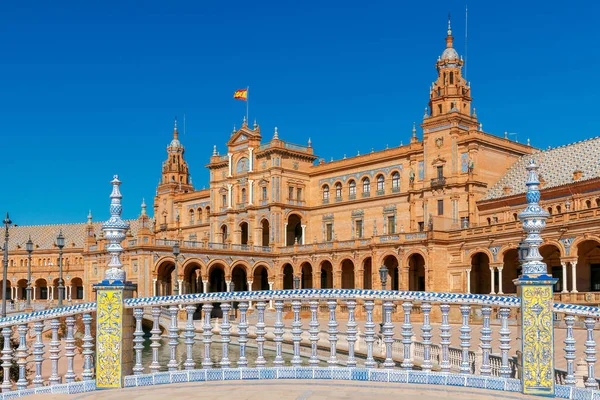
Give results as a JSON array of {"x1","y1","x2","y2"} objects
[{"x1": 246, "y1": 86, "x2": 249, "y2": 122}]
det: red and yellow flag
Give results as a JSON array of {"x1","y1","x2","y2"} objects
[{"x1": 233, "y1": 89, "x2": 248, "y2": 101}]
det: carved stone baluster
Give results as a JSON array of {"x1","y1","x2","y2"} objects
[
  {"x1": 291, "y1": 300, "x2": 302, "y2": 367},
  {"x1": 479, "y1": 305, "x2": 492, "y2": 376},
  {"x1": 49, "y1": 319, "x2": 61, "y2": 385},
  {"x1": 149, "y1": 306, "x2": 162, "y2": 373},
  {"x1": 308, "y1": 300, "x2": 319, "y2": 366},
  {"x1": 346, "y1": 300, "x2": 357, "y2": 368},
  {"x1": 382, "y1": 300, "x2": 394, "y2": 369},
  {"x1": 1, "y1": 327, "x2": 12, "y2": 392},
  {"x1": 327, "y1": 299, "x2": 339, "y2": 366},
  {"x1": 15, "y1": 324, "x2": 28, "y2": 390},
  {"x1": 237, "y1": 302, "x2": 249, "y2": 368},
  {"x1": 132, "y1": 308, "x2": 145, "y2": 375},
  {"x1": 220, "y1": 302, "x2": 231, "y2": 368},
  {"x1": 273, "y1": 300, "x2": 285, "y2": 366},
  {"x1": 439, "y1": 304, "x2": 451, "y2": 372},
  {"x1": 563, "y1": 315, "x2": 576, "y2": 386},
  {"x1": 202, "y1": 303, "x2": 214, "y2": 369},
  {"x1": 498, "y1": 307, "x2": 511, "y2": 378},
  {"x1": 401, "y1": 302, "x2": 413, "y2": 370},
  {"x1": 82, "y1": 314, "x2": 95, "y2": 380},
  {"x1": 167, "y1": 305, "x2": 180, "y2": 371},
  {"x1": 183, "y1": 305, "x2": 196, "y2": 370},
  {"x1": 255, "y1": 301, "x2": 266, "y2": 368},
  {"x1": 364, "y1": 300, "x2": 376, "y2": 368},
  {"x1": 584, "y1": 317, "x2": 598, "y2": 389},
  {"x1": 459, "y1": 304, "x2": 471, "y2": 374},
  {"x1": 32, "y1": 321, "x2": 45, "y2": 387},
  {"x1": 421, "y1": 302, "x2": 433, "y2": 372},
  {"x1": 64, "y1": 316, "x2": 76, "y2": 382}
]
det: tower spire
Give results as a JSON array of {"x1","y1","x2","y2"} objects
[
  {"x1": 173, "y1": 117, "x2": 178, "y2": 140},
  {"x1": 446, "y1": 13, "x2": 454, "y2": 48}
]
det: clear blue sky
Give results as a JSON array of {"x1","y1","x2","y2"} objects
[{"x1": 2, "y1": 0, "x2": 599, "y2": 226}]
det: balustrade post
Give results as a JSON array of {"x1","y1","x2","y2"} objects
[
  {"x1": 15, "y1": 324, "x2": 28, "y2": 390},
  {"x1": 421, "y1": 302, "x2": 433, "y2": 372},
  {"x1": 202, "y1": 303, "x2": 214, "y2": 369},
  {"x1": 81, "y1": 314, "x2": 95, "y2": 380},
  {"x1": 459, "y1": 305, "x2": 472, "y2": 374},
  {"x1": 584, "y1": 317, "x2": 598, "y2": 389},
  {"x1": 220, "y1": 302, "x2": 232, "y2": 368},
  {"x1": 514, "y1": 160, "x2": 557, "y2": 396},
  {"x1": 291, "y1": 300, "x2": 303, "y2": 367},
  {"x1": 308, "y1": 300, "x2": 320, "y2": 367},
  {"x1": 1, "y1": 327, "x2": 12, "y2": 392},
  {"x1": 346, "y1": 300, "x2": 357, "y2": 368},
  {"x1": 32, "y1": 321, "x2": 45, "y2": 387},
  {"x1": 439, "y1": 304, "x2": 451, "y2": 372},
  {"x1": 401, "y1": 302, "x2": 413, "y2": 370},
  {"x1": 498, "y1": 307, "x2": 511, "y2": 378},
  {"x1": 273, "y1": 300, "x2": 285, "y2": 366},
  {"x1": 132, "y1": 308, "x2": 145, "y2": 375},
  {"x1": 479, "y1": 305, "x2": 492, "y2": 376},
  {"x1": 255, "y1": 302, "x2": 267, "y2": 368},
  {"x1": 183, "y1": 305, "x2": 196, "y2": 370},
  {"x1": 364, "y1": 300, "x2": 376, "y2": 368},
  {"x1": 149, "y1": 306, "x2": 162, "y2": 373},
  {"x1": 563, "y1": 315, "x2": 576, "y2": 386},
  {"x1": 327, "y1": 299, "x2": 339, "y2": 366},
  {"x1": 167, "y1": 305, "x2": 180, "y2": 371},
  {"x1": 382, "y1": 300, "x2": 394, "y2": 369},
  {"x1": 237, "y1": 302, "x2": 249, "y2": 368},
  {"x1": 65, "y1": 316, "x2": 76, "y2": 382},
  {"x1": 49, "y1": 319, "x2": 61, "y2": 385}
]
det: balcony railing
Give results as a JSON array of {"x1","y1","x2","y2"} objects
[{"x1": 430, "y1": 177, "x2": 446, "y2": 188}]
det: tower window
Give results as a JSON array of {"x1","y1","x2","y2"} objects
[
  {"x1": 438, "y1": 104, "x2": 443, "y2": 114},
  {"x1": 449, "y1": 71, "x2": 454, "y2": 84},
  {"x1": 173, "y1": 156, "x2": 176, "y2": 163}
]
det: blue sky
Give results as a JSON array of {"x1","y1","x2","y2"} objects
[{"x1": 2, "y1": 0, "x2": 599, "y2": 226}]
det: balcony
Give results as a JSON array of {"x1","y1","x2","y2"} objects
[{"x1": 430, "y1": 177, "x2": 446, "y2": 188}]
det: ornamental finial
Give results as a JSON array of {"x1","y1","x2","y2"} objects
[
  {"x1": 87, "y1": 210, "x2": 93, "y2": 225},
  {"x1": 102, "y1": 175, "x2": 130, "y2": 283},
  {"x1": 213, "y1": 145, "x2": 217, "y2": 156},
  {"x1": 273, "y1": 126, "x2": 279, "y2": 140},
  {"x1": 412, "y1": 122, "x2": 417, "y2": 138},
  {"x1": 173, "y1": 117, "x2": 178, "y2": 140},
  {"x1": 141, "y1": 198, "x2": 147, "y2": 216},
  {"x1": 518, "y1": 159, "x2": 550, "y2": 276},
  {"x1": 447, "y1": 12, "x2": 452, "y2": 36}
]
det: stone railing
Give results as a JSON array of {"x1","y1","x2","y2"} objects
[{"x1": 0, "y1": 290, "x2": 598, "y2": 399}]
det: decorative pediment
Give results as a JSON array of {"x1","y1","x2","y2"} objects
[
  {"x1": 431, "y1": 154, "x2": 447, "y2": 166},
  {"x1": 227, "y1": 125, "x2": 261, "y2": 147}
]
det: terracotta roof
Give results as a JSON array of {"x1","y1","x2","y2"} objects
[
  {"x1": 482, "y1": 137, "x2": 600, "y2": 201},
  {"x1": 6, "y1": 220, "x2": 141, "y2": 252}
]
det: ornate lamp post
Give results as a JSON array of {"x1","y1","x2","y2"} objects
[
  {"x1": 56, "y1": 230, "x2": 65, "y2": 307},
  {"x1": 172, "y1": 241, "x2": 180, "y2": 296},
  {"x1": 379, "y1": 264, "x2": 388, "y2": 333},
  {"x1": 26, "y1": 236, "x2": 33, "y2": 308},
  {"x1": 293, "y1": 275, "x2": 301, "y2": 290},
  {"x1": 2, "y1": 213, "x2": 11, "y2": 318}
]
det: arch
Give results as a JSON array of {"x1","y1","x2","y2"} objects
[
  {"x1": 206, "y1": 259, "x2": 230, "y2": 278},
  {"x1": 322, "y1": 184, "x2": 330, "y2": 202},
  {"x1": 334, "y1": 182, "x2": 342, "y2": 199},
  {"x1": 469, "y1": 248, "x2": 495, "y2": 263},
  {"x1": 301, "y1": 262, "x2": 313, "y2": 289},
  {"x1": 362, "y1": 176, "x2": 371, "y2": 194},
  {"x1": 208, "y1": 263, "x2": 227, "y2": 293},
  {"x1": 35, "y1": 278, "x2": 47, "y2": 300},
  {"x1": 156, "y1": 260, "x2": 176, "y2": 296},
  {"x1": 320, "y1": 260, "x2": 333, "y2": 289},
  {"x1": 382, "y1": 254, "x2": 400, "y2": 290},
  {"x1": 282, "y1": 263, "x2": 294, "y2": 289},
  {"x1": 221, "y1": 224, "x2": 229, "y2": 243},
  {"x1": 470, "y1": 252, "x2": 491, "y2": 294},
  {"x1": 340, "y1": 259, "x2": 355, "y2": 289},
  {"x1": 348, "y1": 180, "x2": 356, "y2": 196},
  {"x1": 540, "y1": 243, "x2": 564, "y2": 292},
  {"x1": 362, "y1": 256, "x2": 372, "y2": 289},
  {"x1": 261, "y1": 218, "x2": 270, "y2": 247},
  {"x1": 391, "y1": 171, "x2": 400, "y2": 191},
  {"x1": 251, "y1": 264, "x2": 270, "y2": 290},
  {"x1": 197, "y1": 207, "x2": 203, "y2": 224},
  {"x1": 501, "y1": 248, "x2": 519, "y2": 294},
  {"x1": 575, "y1": 239, "x2": 600, "y2": 292},
  {"x1": 570, "y1": 236, "x2": 600, "y2": 257},
  {"x1": 16, "y1": 279, "x2": 27, "y2": 301},
  {"x1": 231, "y1": 265, "x2": 248, "y2": 292},
  {"x1": 376, "y1": 174, "x2": 385, "y2": 192},
  {"x1": 183, "y1": 260, "x2": 203, "y2": 294},
  {"x1": 586, "y1": 199, "x2": 593, "y2": 209},
  {"x1": 407, "y1": 253, "x2": 426, "y2": 291},
  {"x1": 70, "y1": 277, "x2": 84, "y2": 300},
  {"x1": 240, "y1": 221, "x2": 249, "y2": 245},
  {"x1": 188, "y1": 209, "x2": 195, "y2": 225},
  {"x1": 286, "y1": 213, "x2": 303, "y2": 246}
]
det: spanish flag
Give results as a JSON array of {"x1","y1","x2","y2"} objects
[{"x1": 233, "y1": 89, "x2": 248, "y2": 101}]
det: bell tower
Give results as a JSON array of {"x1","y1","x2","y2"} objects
[
  {"x1": 157, "y1": 118, "x2": 193, "y2": 193},
  {"x1": 423, "y1": 16, "x2": 478, "y2": 131}
]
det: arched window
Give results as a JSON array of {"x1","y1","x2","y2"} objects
[
  {"x1": 587, "y1": 200, "x2": 592, "y2": 209},
  {"x1": 349, "y1": 180, "x2": 356, "y2": 196},
  {"x1": 221, "y1": 225, "x2": 228, "y2": 243},
  {"x1": 376, "y1": 175, "x2": 384, "y2": 192},
  {"x1": 335, "y1": 183, "x2": 342, "y2": 199},
  {"x1": 189, "y1": 209, "x2": 195, "y2": 225},
  {"x1": 449, "y1": 71, "x2": 454, "y2": 84},
  {"x1": 438, "y1": 104, "x2": 443, "y2": 114},
  {"x1": 197, "y1": 208, "x2": 202, "y2": 223},
  {"x1": 513, "y1": 213, "x2": 518, "y2": 221},
  {"x1": 363, "y1": 178, "x2": 370, "y2": 194},
  {"x1": 392, "y1": 172, "x2": 400, "y2": 191},
  {"x1": 556, "y1": 205, "x2": 562, "y2": 214},
  {"x1": 322, "y1": 185, "x2": 330, "y2": 201},
  {"x1": 205, "y1": 206, "x2": 210, "y2": 218},
  {"x1": 172, "y1": 156, "x2": 175, "y2": 163},
  {"x1": 547, "y1": 207, "x2": 553, "y2": 215},
  {"x1": 241, "y1": 188, "x2": 247, "y2": 203}
]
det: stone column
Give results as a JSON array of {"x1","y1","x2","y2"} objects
[
  {"x1": 227, "y1": 153, "x2": 233, "y2": 177},
  {"x1": 561, "y1": 262, "x2": 568, "y2": 293},
  {"x1": 268, "y1": 281, "x2": 274, "y2": 309},
  {"x1": 178, "y1": 279, "x2": 183, "y2": 295},
  {"x1": 203, "y1": 281, "x2": 208, "y2": 293},
  {"x1": 227, "y1": 184, "x2": 233, "y2": 209},
  {"x1": 465, "y1": 269, "x2": 471, "y2": 294},
  {"x1": 49, "y1": 286, "x2": 54, "y2": 301},
  {"x1": 489, "y1": 265, "x2": 496, "y2": 294},
  {"x1": 32, "y1": 285, "x2": 36, "y2": 301},
  {"x1": 497, "y1": 267, "x2": 504, "y2": 294},
  {"x1": 301, "y1": 225, "x2": 306, "y2": 245},
  {"x1": 247, "y1": 280, "x2": 253, "y2": 309},
  {"x1": 284, "y1": 223, "x2": 288, "y2": 245},
  {"x1": 571, "y1": 261, "x2": 578, "y2": 293},
  {"x1": 248, "y1": 147, "x2": 254, "y2": 172},
  {"x1": 152, "y1": 278, "x2": 157, "y2": 296},
  {"x1": 248, "y1": 180, "x2": 254, "y2": 205}
]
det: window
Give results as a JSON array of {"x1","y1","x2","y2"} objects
[
  {"x1": 323, "y1": 185, "x2": 330, "y2": 201},
  {"x1": 438, "y1": 104, "x2": 442, "y2": 114},
  {"x1": 418, "y1": 222, "x2": 424, "y2": 232},
  {"x1": 288, "y1": 186, "x2": 294, "y2": 200},
  {"x1": 392, "y1": 172, "x2": 400, "y2": 191},
  {"x1": 241, "y1": 188, "x2": 247, "y2": 203},
  {"x1": 592, "y1": 264, "x2": 600, "y2": 291},
  {"x1": 356, "y1": 220, "x2": 363, "y2": 238},
  {"x1": 387, "y1": 215, "x2": 396, "y2": 234},
  {"x1": 335, "y1": 183, "x2": 342, "y2": 199},
  {"x1": 437, "y1": 166, "x2": 444, "y2": 179},
  {"x1": 326, "y1": 223, "x2": 333, "y2": 241},
  {"x1": 262, "y1": 186, "x2": 267, "y2": 200},
  {"x1": 377, "y1": 175, "x2": 384, "y2": 192},
  {"x1": 222, "y1": 194, "x2": 227, "y2": 207},
  {"x1": 349, "y1": 180, "x2": 356, "y2": 196},
  {"x1": 189, "y1": 210, "x2": 195, "y2": 225},
  {"x1": 437, "y1": 199, "x2": 444, "y2": 215},
  {"x1": 297, "y1": 188, "x2": 302, "y2": 201},
  {"x1": 363, "y1": 178, "x2": 370, "y2": 194},
  {"x1": 449, "y1": 71, "x2": 454, "y2": 84}
]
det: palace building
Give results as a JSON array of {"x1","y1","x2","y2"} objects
[{"x1": 5, "y1": 20, "x2": 600, "y2": 309}]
